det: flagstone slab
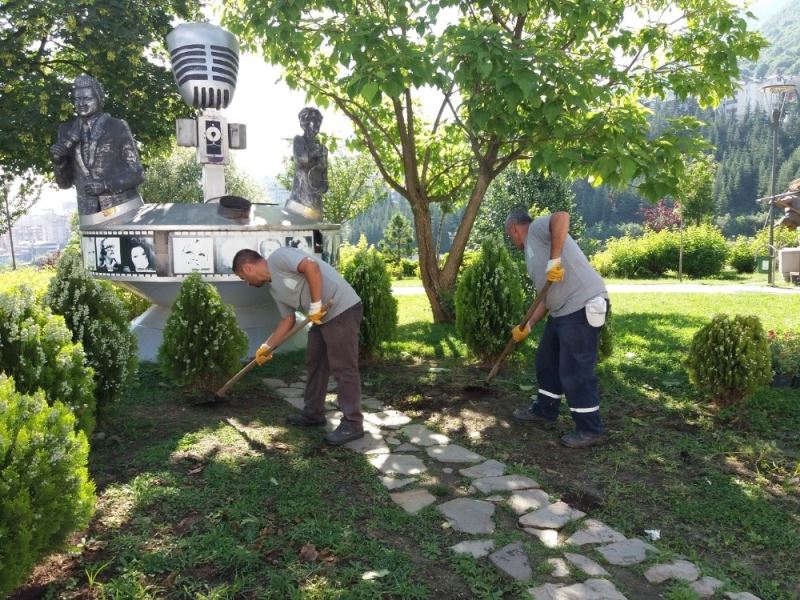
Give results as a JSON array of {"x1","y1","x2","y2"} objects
[
  {"x1": 484, "y1": 495, "x2": 506, "y2": 503},
  {"x1": 426, "y1": 444, "x2": 484, "y2": 463},
  {"x1": 522, "y1": 527, "x2": 559, "y2": 548},
  {"x1": 379, "y1": 475, "x2": 417, "y2": 490},
  {"x1": 284, "y1": 396, "x2": 306, "y2": 410},
  {"x1": 565, "y1": 519, "x2": 626, "y2": 546},
  {"x1": 450, "y1": 539, "x2": 495, "y2": 558},
  {"x1": 364, "y1": 409, "x2": 412, "y2": 429},
  {"x1": 528, "y1": 578, "x2": 628, "y2": 600},
  {"x1": 596, "y1": 538, "x2": 657, "y2": 566},
  {"x1": 390, "y1": 488, "x2": 437, "y2": 514},
  {"x1": 394, "y1": 443, "x2": 422, "y2": 452},
  {"x1": 644, "y1": 559, "x2": 699, "y2": 584},
  {"x1": 489, "y1": 541, "x2": 532, "y2": 581},
  {"x1": 288, "y1": 382, "x2": 306, "y2": 389},
  {"x1": 563, "y1": 553, "x2": 609, "y2": 577},
  {"x1": 508, "y1": 489, "x2": 551, "y2": 514},
  {"x1": 344, "y1": 431, "x2": 390, "y2": 455},
  {"x1": 518, "y1": 501, "x2": 585, "y2": 530},
  {"x1": 460, "y1": 459, "x2": 507, "y2": 479},
  {"x1": 437, "y1": 498, "x2": 496, "y2": 534},
  {"x1": 401, "y1": 424, "x2": 451, "y2": 446},
  {"x1": 262, "y1": 378, "x2": 288, "y2": 388},
  {"x1": 362, "y1": 397, "x2": 383, "y2": 410},
  {"x1": 689, "y1": 576, "x2": 724, "y2": 598},
  {"x1": 369, "y1": 453, "x2": 428, "y2": 476},
  {"x1": 725, "y1": 593, "x2": 761, "y2": 600},
  {"x1": 470, "y1": 475, "x2": 540, "y2": 494},
  {"x1": 547, "y1": 558, "x2": 570, "y2": 578},
  {"x1": 275, "y1": 386, "x2": 305, "y2": 399}
]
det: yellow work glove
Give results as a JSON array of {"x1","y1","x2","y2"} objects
[
  {"x1": 255, "y1": 343, "x2": 273, "y2": 366},
  {"x1": 308, "y1": 300, "x2": 327, "y2": 325},
  {"x1": 546, "y1": 258, "x2": 565, "y2": 282},
  {"x1": 511, "y1": 323, "x2": 531, "y2": 343}
]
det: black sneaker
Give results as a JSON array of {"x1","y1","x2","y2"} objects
[
  {"x1": 286, "y1": 413, "x2": 326, "y2": 427},
  {"x1": 560, "y1": 430, "x2": 607, "y2": 449},
  {"x1": 511, "y1": 407, "x2": 557, "y2": 429},
  {"x1": 324, "y1": 421, "x2": 364, "y2": 446}
]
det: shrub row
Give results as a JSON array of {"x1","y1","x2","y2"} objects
[{"x1": 591, "y1": 225, "x2": 729, "y2": 278}]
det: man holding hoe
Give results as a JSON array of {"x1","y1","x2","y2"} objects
[
  {"x1": 505, "y1": 210, "x2": 609, "y2": 449},
  {"x1": 232, "y1": 247, "x2": 364, "y2": 446}
]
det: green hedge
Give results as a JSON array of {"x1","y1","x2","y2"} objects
[{"x1": 0, "y1": 375, "x2": 95, "y2": 596}]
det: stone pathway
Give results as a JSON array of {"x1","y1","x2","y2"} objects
[{"x1": 265, "y1": 377, "x2": 761, "y2": 599}]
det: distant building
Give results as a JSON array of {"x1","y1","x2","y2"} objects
[{"x1": 718, "y1": 74, "x2": 800, "y2": 116}]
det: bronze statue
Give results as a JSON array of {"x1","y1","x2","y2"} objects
[
  {"x1": 285, "y1": 107, "x2": 328, "y2": 221},
  {"x1": 50, "y1": 75, "x2": 144, "y2": 216}
]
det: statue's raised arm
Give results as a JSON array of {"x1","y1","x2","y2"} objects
[{"x1": 50, "y1": 74, "x2": 144, "y2": 217}]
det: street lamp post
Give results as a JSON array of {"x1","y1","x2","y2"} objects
[{"x1": 761, "y1": 83, "x2": 797, "y2": 285}]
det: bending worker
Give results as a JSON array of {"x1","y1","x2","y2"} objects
[
  {"x1": 505, "y1": 210, "x2": 609, "y2": 449},
  {"x1": 232, "y1": 247, "x2": 364, "y2": 446}
]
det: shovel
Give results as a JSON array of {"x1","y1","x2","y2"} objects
[
  {"x1": 191, "y1": 301, "x2": 333, "y2": 405},
  {"x1": 484, "y1": 280, "x2": 552, "y2": 385}
]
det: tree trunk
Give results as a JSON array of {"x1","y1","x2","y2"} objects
[{"x1": 409, "y1": 169, "x2": 493, "y2": 323}]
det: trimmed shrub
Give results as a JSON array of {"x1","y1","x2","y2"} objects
[
  {"x1": 728, "y1": 235, "x2": 756, "y2": 274},
  {"x1": 45, "y1": 250, "x2": 138, "y2": 407},
  {"x1": 158, "y1": 273, "x2": 248, "y2": 392},
  {"x1": 0, "y1": 286, "x2": 95, "y2": 434},
  {"x1": 342, "y1": 247, "x2": 398, "y2": 357},
  {"x1": 680, "y1": 224, "x2": 728, "y2": 278},
  {"x1": 0, "y1": 266, "x2": 53, "y2": 298},
  {"x1": 455, "y1": 237, "x2": 524, "y2": 362},
  {"x1": 686, "y1": 314, "x2": 771, "y2": 407},
  {"x1": 0, "y1": 375, "x2": 95, "y2": 597}
]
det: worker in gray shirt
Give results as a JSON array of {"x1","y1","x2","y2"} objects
[
  {"x1": 232, "y1": 247, "x2": 364, "y2": 445},
  {"x1": 505, "y1": 210, "x2": 609, "y2": 448}
]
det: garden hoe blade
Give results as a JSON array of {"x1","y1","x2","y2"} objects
[{"x1": 483, "y1": 281, "x2": 552, "y2": 386}]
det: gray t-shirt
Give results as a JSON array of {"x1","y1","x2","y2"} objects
[
  {"x1": 525, "y1": 215, "x2": 607, "y2": 317},
  {"x1": 268, "y1": 247, "x2": 360, "y2": 322}
]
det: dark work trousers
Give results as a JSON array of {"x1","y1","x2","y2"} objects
[
  {"x1": 303, "y1": 302, "x2": 363, "y2": 428},
  {"x1": 530, "y1": 306, "x2": 604, "y2": 434}
]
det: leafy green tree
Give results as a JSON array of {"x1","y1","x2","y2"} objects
[
  {"x1": 1, "y1": 0, "x2": 201, "y2": 178},
  {"x1": 224, "y1": 0, "x2": 765, "y2": 321},
  {"x1": 0, "y1": 171, "x2": 43, "y2": 270},
  {"x1": 140, "y1": 148, "x2": 263, "y2": 203},
  {"x1": 471, "y1": 168, "x2": 582, "y2": 249},
  {"x1": 678, "y1": 155, "x2": 717, "y2": 226},
  {"x1": 379, "y1": 213, "x2": 415, "y2": 265}
]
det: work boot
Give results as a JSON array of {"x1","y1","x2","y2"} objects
[
  {"x1": 560, "y1": 430, "x2": 607, "y2": 449},
  {"x1": 511, "y1": 407, "x2": 557, "y2": 429},
  {"x1": 286, "y1": 413, "x2": 326, "y2": 427},
  {"x1": 324, "y1": 421, "x2": 364, "y2": 446}
]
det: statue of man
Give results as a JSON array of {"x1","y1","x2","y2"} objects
[
  {"x1": 285, "y1": 107, "x2": 328, "y2": 221},
  {"x1": 50, "y1": 74, "x2": 145, "y2": 216}
]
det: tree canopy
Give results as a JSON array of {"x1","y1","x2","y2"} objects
[
  {"x1": 1, "y1": 0, "x2": 202, "y2": 178},
  {"x1": 223, "y1": 0, "x2": 766, "y2": 320}
]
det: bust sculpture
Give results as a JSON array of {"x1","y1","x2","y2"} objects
[
  {"x1": 50, "y1": 74, "x2": 145, "y2": 216},
  {"x1": 285, "y1": 107, "x2": 328, "y2": 221}
]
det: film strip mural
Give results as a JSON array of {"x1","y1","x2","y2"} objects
[{"x1": 80, "y1": 229, "x2": 330, "y2": 278}]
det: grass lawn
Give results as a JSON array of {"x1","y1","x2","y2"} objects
[{"x1": 11, "y1": 287, "x2": 800, "y2": 599}]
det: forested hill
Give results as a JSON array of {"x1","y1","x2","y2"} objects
[{"x1": 742, "y1": 0, "x2": 800, "y2": 78}]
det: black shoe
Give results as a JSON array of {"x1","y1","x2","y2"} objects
[
  {"x1": 324, "y1": 421, "x2": 364, "y2": 446},
  {"x1": 286, "y1": 413, "x2": 326, "y2": 427},
  {"x1": 560, "y1": 430, "x2": 607, "y2": 449},
  {"x1": 511, "y1": 407, "x2": 557, "y2": 429}
]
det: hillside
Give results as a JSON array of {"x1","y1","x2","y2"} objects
[{"x1": 743, "y1": 0, "x2": 800, "y2": 78}]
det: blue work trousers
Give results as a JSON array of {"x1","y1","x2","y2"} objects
[{"x1": 531, "y1": 307, "x2": 604, "y2": 434}]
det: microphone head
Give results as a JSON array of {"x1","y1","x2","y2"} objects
[{"x1": 166, "y1": 23, "x2": 239, "y2": 110}]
